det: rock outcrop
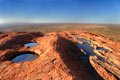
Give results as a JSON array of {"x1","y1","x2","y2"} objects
[{"x1": 0, "y1": 31, "x2": 120, "y2": 80}]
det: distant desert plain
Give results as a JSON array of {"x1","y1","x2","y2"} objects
[{"x1": 0, "y1": 24, "x2": 120, "y2": 42}]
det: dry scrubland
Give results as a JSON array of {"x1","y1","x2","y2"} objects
[{"x1": 1, "y1": 24, "x2": 120, "y2": 42}]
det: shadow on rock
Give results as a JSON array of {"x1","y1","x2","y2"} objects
[{"x1": 56, "y1": 35, "x2": 104, "y2": 80}]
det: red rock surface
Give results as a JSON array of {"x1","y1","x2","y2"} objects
[{"x1": 0, "y1": 31, "x2": 120, "y2": 80}]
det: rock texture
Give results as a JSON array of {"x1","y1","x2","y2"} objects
[{"x1": 0, "y1": 31, "x2": 120, "y2": 80}]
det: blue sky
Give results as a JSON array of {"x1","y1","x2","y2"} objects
[{"x1": 0, "y1": 0, "x2": 120, "y2": 24}]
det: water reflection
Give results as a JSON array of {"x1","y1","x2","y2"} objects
[
  {"x1": 24, "y1": 43, "x2": 39, "y2": 47},
  {"x1": 77, "y1": 42, "x2": 105, "y2": 62},
  {"x1": 77, "y1": 43, "x2": 94, "y2": 56},
  {"x1": 11, "y1": 54, "x2": 37, "y2": 63},
  {"x1": 43, "y1": 35, "x2": 49, "y2": 37},
  {"x1": 97, "y1": 47, "x2": 109, "y2": 52},
  {"x1": 78, "y1": 38, "x2": 89, "y2": 41}
]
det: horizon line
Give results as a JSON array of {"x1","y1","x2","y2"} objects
[{"x1": 0, "y1": 22, "x2": 120, "y2": 25}]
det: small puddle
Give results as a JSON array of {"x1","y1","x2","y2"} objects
[
  {"x1": 77, "y1": 42, "x2": 105, "y2": 62},
  {"x1": 77, "y1": 43, "x2": 94, "y2": 56},
  {"x1": 24, "y1": 43, "x2": 39, "y2": 47},
  {"x1": 78, "y1": 38, "x2": 89, "y2": 41},
  {"x1": 11, "y1": 53, "x2": 37, "y2": 63},
  {"x1": 97, "y1": 47, "x2": 109, "y2": 52},
  {"x1": 43, "y1": 35, "x2": 49, "y2": 37},
  {"x1": 97, "y1": 56, "x2": 105, "y2": 62}
]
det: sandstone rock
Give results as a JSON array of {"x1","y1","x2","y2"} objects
[{"x1": 0, "y1": 31, "x2": 120, "y2": 80}]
